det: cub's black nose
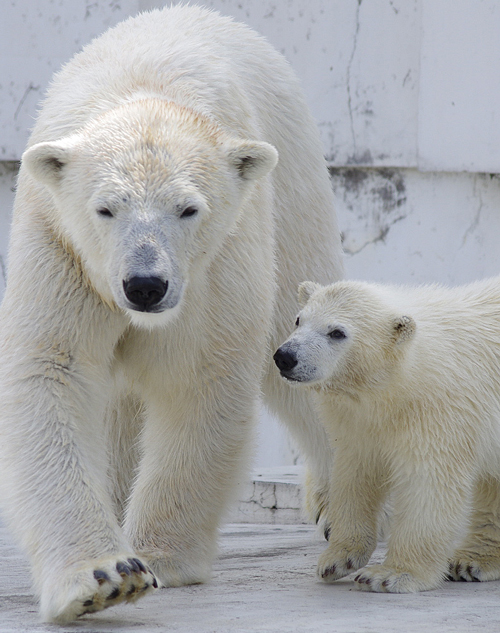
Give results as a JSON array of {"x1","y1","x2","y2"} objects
[
  {"x1": 123, "y1": 276, "x2": 168, "y2": 311},
  {"x1": 273, "y1": 347, "x2": 298, "y2": 373}
]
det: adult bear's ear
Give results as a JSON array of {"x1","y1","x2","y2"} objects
[
  {"x1": 22, "y1": 135, "x2": 81, "y2": 188},
  {"x1": 298, "y1": 281, "x2": 322, "y2": 307},
  {"x1": 227, "y1": 139, "x2": 278, "y2": 181},
  {"x1": 392, "y1": 315, "x2": 416, "y2": 344}
]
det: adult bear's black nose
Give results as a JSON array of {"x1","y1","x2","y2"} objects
[
  {"x1": 273, "y1": 347, "x2": 298, "y2": 373},
  {"x1": 123, "y1": 276, "x2": 168, "y2": 311}
]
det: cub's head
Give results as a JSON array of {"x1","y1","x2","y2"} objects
[
  {"x1": 22, "y1": 99, "x2": 278, "y2": 328},
  {"x1": 274, "y1": 280, "x2": 415, "y2": 394}
]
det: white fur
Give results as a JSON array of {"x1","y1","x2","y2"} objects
[
  {"x1": 277, "y1": 278, "x2": 500, "y2": 592},
  {"x1": 0, "y1": 5, "x2": 343, "y2": 623}
]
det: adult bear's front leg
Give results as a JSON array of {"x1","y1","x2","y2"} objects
[
  {"x1": 0, "y1": 233, "x2": 157, "y2": 622},
  {"x1": 123, "y1": 369, "x2": 260, "y2": 587}
]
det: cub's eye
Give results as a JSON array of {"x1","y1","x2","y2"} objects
[
  {"x1": 328, "y1": 328, "x2": 346, "y2": 340},
  {"x1": 97, "y1": 207, "x2": 113, "y2": 218},
  {"x1": 295, "y1": 317, "x2": 300, "y2": 327},
  {"x1": 180, "y1": 206, "x2": 198, "y2": 218}
]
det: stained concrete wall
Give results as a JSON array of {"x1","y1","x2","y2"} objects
[{"x1": 1, "y1": 0, "x2": 500, "y2": 467}]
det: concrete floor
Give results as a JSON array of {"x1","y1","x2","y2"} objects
[{"x1": 2, "y1": 519, "x2": 500, "y2": 633}]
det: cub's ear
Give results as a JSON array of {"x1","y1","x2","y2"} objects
[
  {"x1": 227, "y1": 139, "x2": 278, "y2": 181},
  {"x1": 22, "y1": 135, "x2": 81, "y2": 188},
  {"x1": 298, "y1": 281, "x2": 322, "y2": 307},
  {"x1": 392, "y1": 315, "x2": 416, "y2": 344}
]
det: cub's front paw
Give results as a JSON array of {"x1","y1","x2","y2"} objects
[
  {"x1": 41, "y1": 554, "x2": 158, "y2": 624},
  {"x1": 317, "y1": 543, "x2": 372, "y2": 583},
  {"x1": 354, "y1": 564, "x2": 439, "y2": 593}
]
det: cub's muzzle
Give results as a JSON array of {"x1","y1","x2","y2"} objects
[{"x1": 273, "y1": 347, "x2": 298, "y2": 376}]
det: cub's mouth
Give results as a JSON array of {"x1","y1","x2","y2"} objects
[{"x1": 279, "y1": 372, "x2": 303, "y2": 383}]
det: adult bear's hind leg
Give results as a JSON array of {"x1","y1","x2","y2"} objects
[{"x1": 123, "y1": 372, "x2": 259, "y2": 587}]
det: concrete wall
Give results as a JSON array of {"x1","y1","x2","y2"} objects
[{"x1": 2, "y1": 1, "x2": 500, "y2": 467}]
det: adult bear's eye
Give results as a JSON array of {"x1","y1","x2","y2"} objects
[
  {"x1": 328, "y1": 328, "x2": 346, "y2": 340},
  {"x1": 97, "y1": 207, "x2": 113, "y2": 218},
  {"x1": 180, "y1": 206, "x2": 198, "y2": 218}
]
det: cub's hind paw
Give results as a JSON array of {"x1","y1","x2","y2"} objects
[
  {"x1": 354, "y1": 564, "x2": 439, "y2": 593},
  {"x1": 41, "y1": 554, "x2": 158, "y2": 624},
  {"x1": 317, "y1": 543, "x2": 372, "y2": 583},
  {"x1": 448, "y1": 553, "x2": 500, "y2": 582}
]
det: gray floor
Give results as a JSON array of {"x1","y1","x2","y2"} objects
[{"x1": 1, "y1": 519, "x2": 500, "y2": 633}]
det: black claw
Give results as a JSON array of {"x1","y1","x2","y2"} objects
[
  {"x1": 315, "y1": 510, "x2": 322, "y2": 525},
  {"x1": 82, "y1": 599, "x2": 94, "y2": 607},
  {"x1": 117, "y1": 561, "x2": 131, "y2": 576},
  {"x1": 93, "y1": 570, "x2": 111, "y2": 585},
  {"x1": 134, "y1": 558, "x2": 148, "y2": 574},
  {"x1": 128, "y1": 558, "x2": 140, "y2": 573},
  {"x1": 126, "y1": 585, "x2": 137, "y2": 596},
  {"x1": 346, "y1": 559, "x2": 353, "y2": 570},
  {"x1": 152, "y1": 576, "x2": 158, "y2": 589},
  {"x1": 381, "y1": 580, "x2": 389, "y2": 587},
  {"x1": 466, "y1": 565, "x2": 479, "y2": 581},
  {"x1": 324, "y1": 525, "x2": 331, "y2": 541},
  {"x1": 107, "y1": 587, "x2": 121, "y2": 601},
  {"x1": 322, "y1": 565, "x2": 336, "y2": 578}
]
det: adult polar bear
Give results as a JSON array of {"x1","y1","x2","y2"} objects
[{"x1": 0, "y1": 4, "x2": 343, "y2": 624}]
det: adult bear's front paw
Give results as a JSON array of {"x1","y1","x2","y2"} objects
[{"x1": 40, "y1": 554, "x2": 158, "y2": 624}]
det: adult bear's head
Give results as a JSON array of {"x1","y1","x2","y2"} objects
[{"x1": 22, "y1": 99, "x2": 278, "y2": 328}]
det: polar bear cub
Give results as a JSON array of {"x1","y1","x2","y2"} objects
[{"x1": 274, "y1": 278, "x2": 500, "y2": 592}]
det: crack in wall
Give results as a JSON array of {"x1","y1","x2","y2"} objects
[
  {"x1": 461, "y1": 184, "x2": 483, "y2": 248},
  {"x1": 346, "y1": 0, "x2": 363, "y2": 154},
  {"x1": 243, "y1": 482, "x2": 301, "y2": 512},
  {"x1": 342, "y1": 213, "x2": 407, "y2": 255},
  {"x1": 14, "y1": 83, "x2": 40, "y2": 121},
  {"x1": 332, "y1": 167, "x2": 408, "y2": 256}
]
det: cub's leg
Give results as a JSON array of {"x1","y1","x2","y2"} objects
[
  {"x1": 317, "y1": 447, "x2": 387, "y2": 582},
  {"x1": 449, "y1": 476, "x2": 500, "y2": 582},
  {"x1": 354, "y1": 448, "x2": 473, "y2": 593},
  {"x1": 123, "y1": 370, "x2": 260, "y2": 587}
]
